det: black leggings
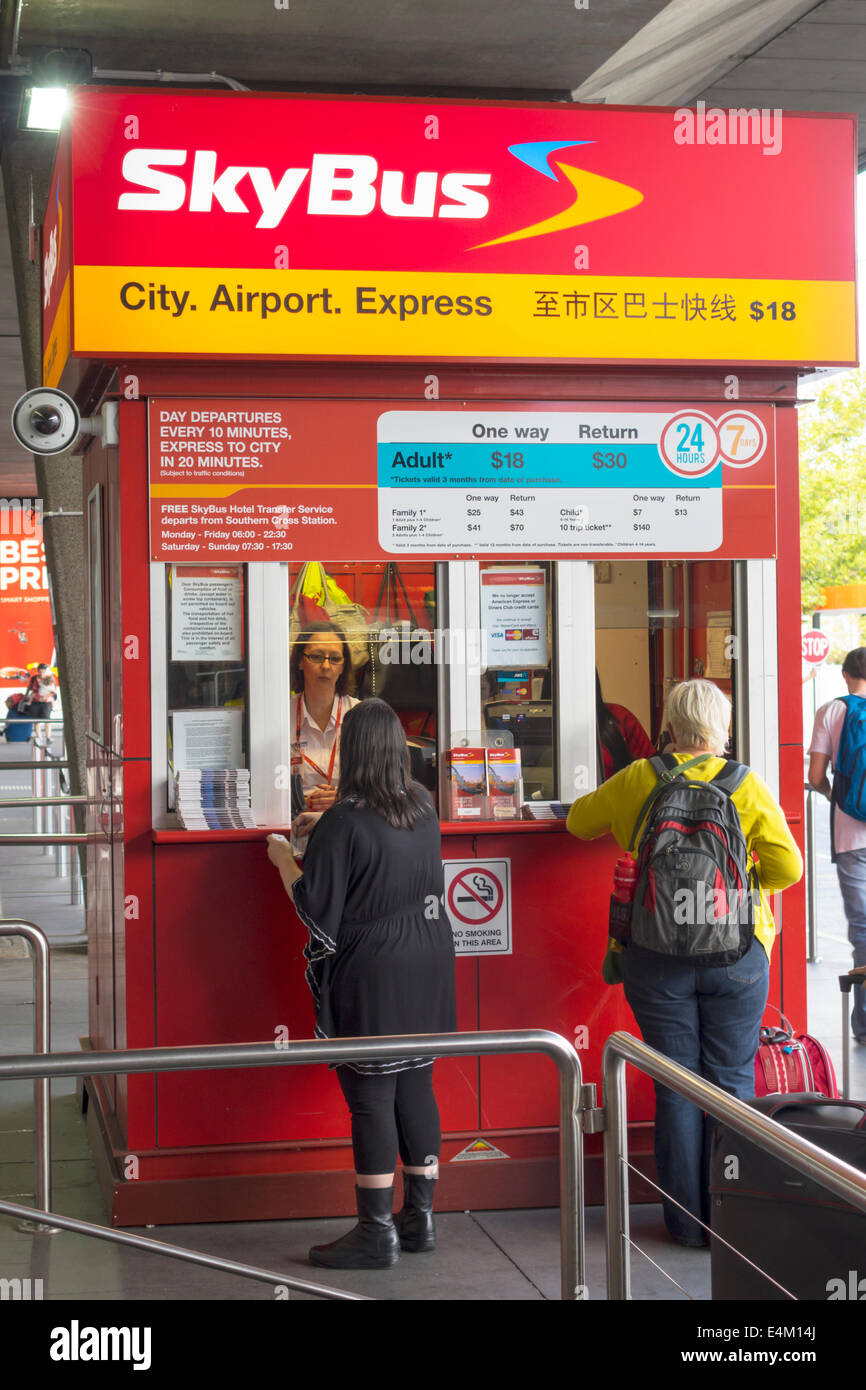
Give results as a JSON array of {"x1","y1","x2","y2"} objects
[{"x1": 336, "y1": 1064, "x2": 442, "y2": 1175}]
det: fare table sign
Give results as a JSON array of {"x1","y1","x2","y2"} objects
[
  {"x1": 149, "y1": 398, "x2": 776, "y2": 561},
  {"x1": 43, "y1": 90, "x2": 856, "y2": 385}
]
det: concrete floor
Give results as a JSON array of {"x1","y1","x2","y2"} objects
[{"x1": 0, "y1": 742, "x2": 864, "y2": 1301}]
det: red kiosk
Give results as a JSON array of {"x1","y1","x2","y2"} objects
[{"x1": 42, "y1": 89, "x2": 856, "y2": 1224}]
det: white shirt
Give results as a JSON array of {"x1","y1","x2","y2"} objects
[
  {"x1": 291, "y1": 693, "x2": 358, "y2": 793},
  {"x1": 809, "y1": 696, "x2": 866, "y2": 853}
]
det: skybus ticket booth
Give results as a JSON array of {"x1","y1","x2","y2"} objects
[{"x1": 43, "y1": 89, "x2": 857, "y2": 1225}]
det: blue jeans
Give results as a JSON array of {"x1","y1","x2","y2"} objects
[
  {"x1": 835, "y1": 848, "x2": 866, "y2": 1040},
  {"x1": 621, "y1": 935, "x2": 769, "y2": 1243}
]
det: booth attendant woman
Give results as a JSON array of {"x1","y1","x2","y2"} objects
[{"x1": 290, "y1": 620, "x2": 358, "y2": 813}]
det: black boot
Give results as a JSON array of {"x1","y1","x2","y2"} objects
[
  {"x1": 394, "y1": 1174, "x2": 437, "y2": 1253},
  {"x1": 308, "y1": 1185, "x2": 400, "y2": 1270}
]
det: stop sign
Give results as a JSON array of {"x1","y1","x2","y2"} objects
[{"x1": 802, "y1": 631, "x2": 831, "y2": 664}]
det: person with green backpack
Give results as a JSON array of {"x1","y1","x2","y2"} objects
[{"x1": 568, "y1": 678, "x2": 802, "y2": 1246}]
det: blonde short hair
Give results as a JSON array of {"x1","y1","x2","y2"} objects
[{"x1": 664, "y1": 679, "x2": 731, "y2": 754}]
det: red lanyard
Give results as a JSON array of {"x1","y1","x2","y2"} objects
[{"x1": 296, "y1": 695, "x2": 342, "y2": 786}]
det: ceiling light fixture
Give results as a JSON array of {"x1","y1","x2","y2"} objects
[{"x1": 20, "y1": 86, "x2": 68, "y2": 131}]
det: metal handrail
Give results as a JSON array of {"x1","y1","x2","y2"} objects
[
  {"x1": 0, "y1": 922, "x2": 51, "y2": 1217},
  {"x1": 0, "y1": 835, "x2": 88, "y2": 843},
  {"x1": 0, "y1": 796, "x2": 89, "y2": 807},
  {"x1": 0, "y1": 760, "x2": 72, "y2": 769},
  {"x1": 603, "y1": 1031, "x2": 866, "y2": 1301},
  {"x1": 0, "y1": 1028, "x2": 584, "y2": 1301},
  {"x1": 0, "y1": 1199, "x2": 367, "y2": 1301}
]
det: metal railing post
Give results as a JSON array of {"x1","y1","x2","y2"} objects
[
  {"x1": 71, "y1": 830, "x2": 84, "y2": 905},
  {"x1": 0, "y1": 921, "x2": 52, "y2": 1222},
  {"x1": 30, "y1": 735, "x2": 38, "y2": 834},
  {"x1": 45, "y1": 758, "x2": 56, "y2": 860},
  {"x1": 559, "y1": 1047, "x2": 583, "y2": 1300},
  {"x1": 55, "y1": 796, "x2": 68, "y2": 877},
  {"x1": 32, "y1": 742, "x2": 46, "y2": 850},
  {"x1": 57, "y1": 725, "x2": 70, "y2": 879},
  {"x1": 602, "y1": 1046, "x2": 630, "y2": 1301}
]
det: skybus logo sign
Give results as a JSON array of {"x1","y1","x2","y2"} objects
[
  {"x1": 118, "y1": 151, "x2": 494, "y2": 229},
  {"x1": 115, "y1": 140, "x2": 644, "y2": 241}
]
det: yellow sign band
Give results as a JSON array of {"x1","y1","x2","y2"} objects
[{"x1": 73, "y1": 266, "x2": 856, "y2": 365}]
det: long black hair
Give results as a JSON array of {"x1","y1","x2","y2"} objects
[
  {"x1": 596, "y1": 672, "x2": 632, "y2": 775},
  {"x1": 337, "y1": 698, "x2": 431, "y2": 829}
]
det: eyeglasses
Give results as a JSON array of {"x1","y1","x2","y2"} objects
[{"x1": 304, "y1": 652, "x2": 344, "y2": 666}]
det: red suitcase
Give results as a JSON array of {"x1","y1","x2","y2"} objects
[{"x1": 754, "y1": 1010, "x2": 839, "y2": 1099}]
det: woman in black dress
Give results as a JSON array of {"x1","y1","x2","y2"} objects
[{"x1": 267, "y1": 698, "x2": 457, "y2": 1270}]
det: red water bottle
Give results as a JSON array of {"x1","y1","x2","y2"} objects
[{"x1": 609, "y1": 854, "x2": 638, "y2": 944}]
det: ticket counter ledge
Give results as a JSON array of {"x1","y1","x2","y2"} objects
[{"x1": 151, "y1": 821, "x2": 569, "y2": 843}]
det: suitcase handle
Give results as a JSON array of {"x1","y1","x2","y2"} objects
[
  {"x1": 840, "y1": 973, "x2": 866, "y2": 993},
  {"x1": 765, "y1": 1097, "x2": 866, "y2": 1127},
  {"x1": 762, "y1": 1003, "x2": 795, "y2": 1037}
]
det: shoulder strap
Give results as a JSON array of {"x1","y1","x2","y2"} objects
[
  {"x1": 709, "y1": 759, "x2": 749, "y2": 796},
  {"x1": 628, "y1": 753, "x2": 712, "y2": 853},
  {"x1": 649, "y1": 752, "x2": 678, "y2": 777},
  {"x1": 390, "y1": 563, "x2": 421, "y2": 628},
  {"x1": 370, "y1": 565, "x2": 392, "y2": 622}
]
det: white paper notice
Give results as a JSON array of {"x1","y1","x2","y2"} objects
[
  {"x1": 480, "y1": 568, "x2": 548, "y2": 668},
  {"x1": 171, "y1": 709, "x2": 243, "y2": 771},
  {"x1": 171, "y1": 566, "x2": 243, "y2": 661}
]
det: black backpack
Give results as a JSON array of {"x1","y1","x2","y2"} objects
[{"x1": 627, "y1": 754, "x2": 757, "y2": 967}]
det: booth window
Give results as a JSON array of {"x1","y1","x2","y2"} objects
[
  {"x1": 594, "y1": 560, "x2": 735, "y2": 779},
  {"x1": 288, "y1": 561, "x2": 439, "y2": 803},
  {"x1": 480, "y1": 561, "x2": 556, "y2": 806},
  {"x1": 164, "y1": 564, "x2": 249, "y2": 810}
]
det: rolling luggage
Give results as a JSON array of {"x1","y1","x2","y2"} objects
[
  {"x1": 754, "y1": 1010, "x2": 839, "y2": 1099},
  {"x1": 2, "y1": 705, "x2": 32, "y2": 741},
  {"x1": 709, "y1": 1094, "x2": 866, "y2": 1300}
]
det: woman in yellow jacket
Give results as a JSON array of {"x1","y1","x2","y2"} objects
[{"x1": 568, "y1": 679, "x2": 802, "y2": 1247}]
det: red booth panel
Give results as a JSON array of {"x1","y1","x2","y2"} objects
[
  {"x1": 154, "y1": 842, "x2": 479, "y2": 1146},
  {"x1": 475, "y1": 832, "x2": 655, "y2": 1129}
]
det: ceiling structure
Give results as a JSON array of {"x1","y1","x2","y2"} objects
[{"x1": 0, "y1": 0, "x2": 864, "y2": 489}]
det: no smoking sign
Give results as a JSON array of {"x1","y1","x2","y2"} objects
[{"x1": 444, "y1": 859, "x2": 511, "y2": 956}]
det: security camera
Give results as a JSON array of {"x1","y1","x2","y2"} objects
[{"x1": 12, "y1": 388, "x2": 80, "y2": 455}]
